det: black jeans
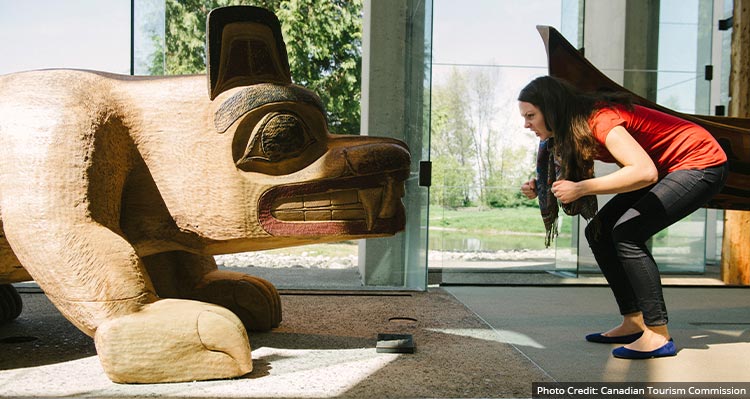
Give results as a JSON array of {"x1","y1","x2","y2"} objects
[{"x1": 585, "y1": 163, "x2": 729, "y2": 326}]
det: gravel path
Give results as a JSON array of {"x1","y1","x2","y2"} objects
[
  {"x1": 215, "y1": 248, "x2": 557, "y2": 270},
  {"x1": 215, "y1": 252, "x2": 358, "y2": 269}
]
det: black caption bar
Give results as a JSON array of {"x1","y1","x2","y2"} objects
[{"x1": 533, "y1": 382, "x2": 750, "y2": 399}]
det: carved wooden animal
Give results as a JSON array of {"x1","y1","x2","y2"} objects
[{"x1": 0, "y1": 6, "x2": 409, "y2": 383}]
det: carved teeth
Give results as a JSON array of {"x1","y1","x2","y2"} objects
[
  {"x1": 270, "y1": 180, "x2": 403, "y2": 231},
  {"x1": 358, "y1": 187, "x2": 383, "y2": 231},
  {"x1": 378, "y1": 177, "x2": 403, "y2": 219}
]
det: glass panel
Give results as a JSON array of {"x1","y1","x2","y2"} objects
[
  {"x1": 582, "y1": 0, "x2": 715, "y2": 276},
  {"x1": 357, "y1": 0, "x2": 432, "y2": 291},
  {"x1": 131, "y1": 1, "x2": 433, "y2": 289},
  {"x1": 553, "y1": 214, "x2": 578, "y2": 276},
  {"x1": 650, "y1": 0, "x2": 714, "y2": 274},
  {"x1": 652, "y1": 209, "x2": 708, "y2": 274},
  {"x1": 718, "y1": 0, "x2": 733, "y2": 109},
  {"x1": 133, "y1": 0, "x2": 166, "y2": 75},
  {"x1": 657, "y1": 0, "x2": 711, "y2": 114},
  {"x1": 578, "y1": 210, "x2": 709, "y2": 276},
  {"x1": 561, "y1": 0, "x2": 584, "y2": 48},
  {"x1": 554, "y1": 0, "x2": 585, "y2": 278},
  {"x1": 404, "y1": 0, "x2": 433, "y2": 290},
  {"x1": 706, "y1": 209, "x2": 724, "y2": 265},
  {"x1": 0, "y1": 1, "x2": 131, "y2": 75},
  {"x1": 262, "y1": 2, "x2": 368, "y2": 289},
  {"x1": 429, "y1": 186, "x2": 556, "y2": 269},
  {"x1": 430, "y1": 0, "x2": 570, "y2": 284}
]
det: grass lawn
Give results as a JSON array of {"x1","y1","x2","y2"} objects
[{"x1": 429, "y1": 206, "x2": 571, "y2": 235}]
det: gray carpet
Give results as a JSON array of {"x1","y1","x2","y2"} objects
[{"x1": 0, "y1": 287, "x2": 551, "y2": 398}]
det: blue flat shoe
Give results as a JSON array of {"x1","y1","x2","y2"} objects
[
  {"x1": 612, "y1": 340, "x2": 677, "y2": 359},
  {"x1": 585, "y1": 331, "x2": 643, "y2": 344}
]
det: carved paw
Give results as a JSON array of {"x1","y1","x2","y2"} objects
[
  {"x1": 94, "y1": 299, "x2": 252, "y2": 383},
  {"x1": 190, "y1": 270, "x2": 281, "y2": 332}
]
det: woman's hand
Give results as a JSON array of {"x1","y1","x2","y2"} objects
[
  {"x1": 551, "y1": 179, "x2": 583, "y2": 204},
  {"x1": 521, "y1": 178, "x2": 538, "y2": 199}
]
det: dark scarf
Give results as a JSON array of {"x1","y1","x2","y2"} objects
[{"x1": 536, "y1": 137, "x2": 598, "y2": 247}]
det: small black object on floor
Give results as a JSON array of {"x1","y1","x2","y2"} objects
[{"x1": 376, "y1": 333, "x2": 415, "y2": 353}]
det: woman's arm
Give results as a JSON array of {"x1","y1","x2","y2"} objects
[{"x1": 551, "y1": 125, "x2": 658, "y2": 204}]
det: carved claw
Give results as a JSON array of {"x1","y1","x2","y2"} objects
[
  {"x1": 189, "y1": 270, "x2": 282, "y2": 332},
  {"x1": 94, "y1": 299, "x2": 252, "y2": 383}
]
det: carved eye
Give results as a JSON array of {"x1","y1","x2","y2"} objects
[
  {"x1": 258, "y1": 113, "x2": 309, "y2": 161},
  {"x1": 236, "y1": 111, "x2": 322, "y2": 174}
]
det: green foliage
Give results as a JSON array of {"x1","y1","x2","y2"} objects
[
  {"x1": 430, "y1": 154, "x2": 473, "y2": 208},
  {"x1": 430, "y1": 206, "x2": 545, "y2": 233},
  {"x1": 150, "y1": 0, "x2": 362, "y2": 134},
  {"x1": 485, "y1": 188, "x2": 536, "y2": 209},
  {"x1": 430, "y1": 67, "x2": 535, "y2": 209},
  {"x1": 483, "y1": 155, "x2": 537, "y2": 208},
  {"x1": 149, "y1": 0, "x2": 227, "y2": 75},
  {"x1": 275, "y1": 0, "x2": 363, "y2": 134},
  {"x1": 430, "y1": 68, "x2": 477, "y2": 208},
  {"x1": 429, "y1": 206, "x2": 571, "y2": 235},
  {"x1": 430, "y1": 68, "x2": 475, "y2": 163}
]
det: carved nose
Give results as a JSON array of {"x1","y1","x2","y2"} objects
[{"x1": 344, "y1": 141, "x2": 411, "y2": 175}]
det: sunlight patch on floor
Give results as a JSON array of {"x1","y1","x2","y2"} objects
[
  {"x1": 428, "y1": 327, "x2": 545, "y2": 349},
  {"x1": 0, "y1": 349, "x2": 401, "y2": 398}
]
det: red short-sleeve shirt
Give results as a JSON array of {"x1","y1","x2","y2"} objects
[{"x1": 589, "y1": 105, "x2": 727, "y2": 176}]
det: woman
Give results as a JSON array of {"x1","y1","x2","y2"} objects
[{"x1": 518, "y1": 76, "x2": 728, "y2": 359}]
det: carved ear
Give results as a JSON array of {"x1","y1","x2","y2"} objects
[{"x1": 206, "y1": 6, "x2": 292, "y2": 100}]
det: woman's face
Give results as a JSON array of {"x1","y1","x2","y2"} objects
[{"x1": 519, "y1": 101, "x2": 553, "y2": 141}]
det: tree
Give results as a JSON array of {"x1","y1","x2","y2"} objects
[
  {"x1": 275, "y1": 0, "x2": 362, "y2": 134},
  {"x1": 430, "y1": 67, "x2": 537, "y2": 208},
  {"x1": 485, "y1": 145, "x2": 536, "y2": 208},
  {"x1": 485, "y1": 81, "x2": 537, "y2": 207},
  {"x1": 465, "y1": 67, "x2": 498, "y2": 207},
  {"x1": 430, "y1": 154, "x2": 473, "y2": 208},
  {"x1": 431, "y1": 69, "x2": 475, "y2": 164},
  {"x1": 430, "y1": 68, "x2": 476, "y2": 207},
  {"x1": 149, "y1": 0, "x2": 363, "y2": 134}
]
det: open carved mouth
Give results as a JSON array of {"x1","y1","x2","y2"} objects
[{"x1": 258, "y1": 171, "x2": 408, "y2": 236}]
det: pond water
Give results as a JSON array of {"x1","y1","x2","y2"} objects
[{"x1": 429, "y1": 229, "x2": 554, "y2": 252}]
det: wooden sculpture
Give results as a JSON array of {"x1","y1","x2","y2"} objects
[
  {"x1": 0, "y1": 6, "x2": 409, "y2": 383},
  {"x1": 538, "y1": 25, "x2": 750, "y2": 210}
]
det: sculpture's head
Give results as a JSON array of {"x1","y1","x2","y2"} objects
[{"x1": 202, "y1": 6, "x2": 409, "y2": 245}]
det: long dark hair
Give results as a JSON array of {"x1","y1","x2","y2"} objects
[{"x1": 518, "y1": 76, "x2": 632, "y2": 181}]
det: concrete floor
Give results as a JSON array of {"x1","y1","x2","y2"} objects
[
  {"x1": 445, "y1": 285, "x2": 750, "y2": 383},
  {"x1": 1, "y1": 282, "x2": 748, "y2": 398}
]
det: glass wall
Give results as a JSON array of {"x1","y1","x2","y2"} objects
[
  {"x1": 357, "y1": 0, "x2": 432, "y2": 290},
  {"x1": 430, "y1": 0, "x2": 730, "y2": 283},
  {"x1": 576, "y1": 0, "x2": 728, "y2": 276},
  {"x1": 644, "y1": 0, "x2": 719, "y2": 274},
  {"x1": 656, "y1": 0, "x2": 712, "y2": 115},
  {"x1": 429, "y1": 0, "x2": 562, "y2": 285}
]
